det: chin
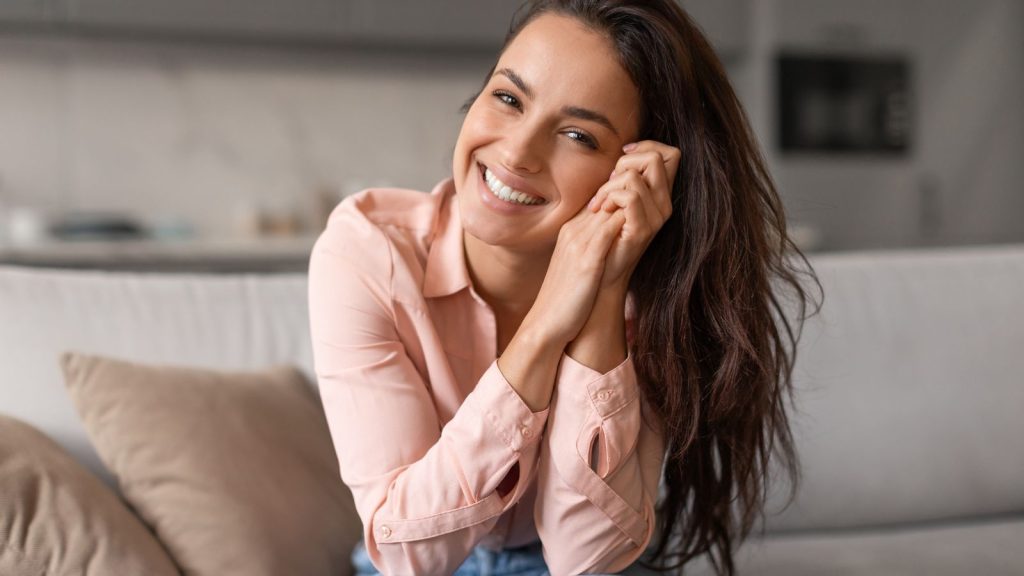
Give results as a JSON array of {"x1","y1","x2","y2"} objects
[{"x1": 456, "y1": 189, "x2": 511, "y2": 247}]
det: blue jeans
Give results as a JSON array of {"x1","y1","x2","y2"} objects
[{"x1": 351, "y1": 539, "x2": 662, "y2": 576}]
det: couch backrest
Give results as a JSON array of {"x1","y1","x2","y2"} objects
[
  {"x1": 764, "y1": 244, "x2": 1024, "y2": 532},
  {"x1": 2, "y1": 243, "x2": 1023, "y2": 532},
  {"x1": 0, "y1": 266, "x2": 313, "y2": 486}
]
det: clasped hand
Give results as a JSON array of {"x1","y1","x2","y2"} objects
[
  {"x1": 588, "y1": 140, "x2": 679, "y2": 290},
  {"x1": 523, "y1": 140, "x2": 680, "y2": 348}
]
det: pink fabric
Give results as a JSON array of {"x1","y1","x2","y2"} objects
[{"x1": 308, "y1": 178, "x2": 665, "y2": 575}]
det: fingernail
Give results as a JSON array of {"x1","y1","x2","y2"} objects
[
  {"x1": 588, "y1": 197, "x2": 597, "y2": 210},
  {"x1": 622, "y1": 142, "x2": 638, "y2": 152}
]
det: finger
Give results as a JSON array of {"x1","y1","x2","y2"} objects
[
  {"x1": 559, "y1": 198, "x2": 609, "y2": 248},
  {"x1": 586, "y1": 209, "x2": 627, "y2": 263},
  {"x1": 619, "y1": 141, "x2": 681, "y2": 213},
  {"x1": 600, "y1": 169, "x2": 662, "y2": 231},
  {"x1": 614, "y1": 151, "x2": 667, "y2": 191},
  {"x1": 590, "y1": 166, "x2": 654, "y2": 217},
  {"x1": 599, "y1": 188, "x2": 653, "y2": 241},
  {"x1": 613, "y1": 151, "x2": 673, "y2": 220},
  {"x1": 621, "y1": 140, "x2": 682, "y2": 183}
]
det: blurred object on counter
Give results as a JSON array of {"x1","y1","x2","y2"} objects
[
  {"x1": 314, "y1": 183, "x2": 344, "y2": 232},
  {"x1": 311, "y1": 178, "x2": 395, "y2": 233},
  {"x1": 231, "y1": 201, "x2": 263, "y2": 239},
  {"x1": 232, "y1": 198, "x2": 304, "y2": 238},
  {"x1": 259, "y1": 209, "x2": 302, "y2": 237},
  {"x1": 789, "y1": 223, "x2": 822, "y2": 253},
  {"x1": 149, "y1": 215, "x2": 197, "y2": 241},
  {"x1": 8, "y1": 207, "x2": 53, "y2": 247},
  {"x1": 49, "y1": 211, "x2": 148, "y2": 241}
]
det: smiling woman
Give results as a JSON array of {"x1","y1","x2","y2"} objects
[
  {"x1": 308, "y1": 1, "x2": 822, "y2": 575},
  {"x1": 453, "y1": 14, "x2": 641, "y2": 256}
]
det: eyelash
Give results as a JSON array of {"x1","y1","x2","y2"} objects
[{"x1": 491, "y1": 90, "x2": 598, "y2": 150}]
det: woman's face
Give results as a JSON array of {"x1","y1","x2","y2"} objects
[{"x1": 453, "y1": 13, "x2": 641, "y2": 252}]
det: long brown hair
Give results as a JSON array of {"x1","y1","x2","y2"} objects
[{"x1": 465, "y1": 1, "x2": 824, "y2": 573}]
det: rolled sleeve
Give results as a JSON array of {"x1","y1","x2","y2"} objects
[{"x1": 534, "y1": 353, "x2": 665, "y2": 575}]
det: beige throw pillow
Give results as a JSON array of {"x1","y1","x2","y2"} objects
[
  {"x1": 0, "y1": 413, "x2": 179, "y2": 576},
  {"x1": 59, "y1": 351, "x2": 362, "y2": 576}
]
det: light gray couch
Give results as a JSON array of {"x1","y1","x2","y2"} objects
[{"x1": 1, "y1": 243, "x2": 1023, "y2": 575}]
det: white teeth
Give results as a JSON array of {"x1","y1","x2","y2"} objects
[{"x1": 483, "y1": 167, "x2": 543, "y2": 206}]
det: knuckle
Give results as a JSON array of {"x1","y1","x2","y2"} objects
[{"x1": 626, "y1": 172, "x2": 644, "y2": 187}]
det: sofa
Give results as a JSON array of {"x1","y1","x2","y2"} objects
[{"x1": 1, "y1": 243, "x2": 1023, "y2": 575}]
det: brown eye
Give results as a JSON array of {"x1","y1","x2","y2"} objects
[
  {"x1": 566, "y1": 129, "x2": 598, "y2": 150},
  {"x1": 493, "y1": 90, "x2": 522, "y2": 110}
]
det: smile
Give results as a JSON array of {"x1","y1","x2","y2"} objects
[{"x1": 479, "y1": 163, "x2": 546, "y2": 206}]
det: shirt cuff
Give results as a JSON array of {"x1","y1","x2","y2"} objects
[
  {"x1": 556, "y1": 353, "x2": 639, "y2": 419},
  {"x1": 466, "y1": 360, "x2": 549, "y2": 454}
]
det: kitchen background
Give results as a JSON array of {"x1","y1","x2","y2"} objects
[{"x1": 0, "y1": 0, "x2": 1021, "y2": 271}]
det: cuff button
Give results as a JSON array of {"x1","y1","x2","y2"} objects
[
  {"x1": 520, "y1": 425, "x2": 532, "y2": 438},
  {"x1": 380, "y1": 525, "x2": 392, "y2": 539}
]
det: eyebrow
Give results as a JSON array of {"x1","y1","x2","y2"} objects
[{"x1": 493, "y1": 67, "x2": 620, "y2": 136}]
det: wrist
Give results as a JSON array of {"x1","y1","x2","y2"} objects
[
  {"x1": 588, "y1": 284, "x2": 629, "y2": 323},
  {"x1": 566, "y1": 288, "x2": 628, "y2": 373},
  {"x1": 516, "y1": 314, "x2": 570, "y2": 353},
  {"x1": 499, "y1": 322, "x2": 565, "y2": 412}
]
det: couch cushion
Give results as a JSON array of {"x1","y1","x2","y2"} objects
[
  {"x1": 59, "y1": 351, "x2": 361, "y2": 576},
  {"x1": 0, "y1": 413, "x2": 179, "y2": 576}
]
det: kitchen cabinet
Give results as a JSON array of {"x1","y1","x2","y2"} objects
[
  {"x1": 59, "y1": 0, "x2": 347, "y2": 41},
  {"x1": 345, "y1": 0, "x2": 516, "y2": 48},
  {"x1": 4, "y1": 1, "x2": 748, "y2": 56},
  {"x1": 0, "y1": 0, "x2": 59, "y2": 26},
  {"x1": 50, "y1": 0, "x2": 517, "y2": 49},
  {"x1": 680, "y1": 0, "x2": 750, "y2": 59}
]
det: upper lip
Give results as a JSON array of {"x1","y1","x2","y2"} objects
[{"x1": 478, "y1": 161, "x2": 547, "y2": 201}]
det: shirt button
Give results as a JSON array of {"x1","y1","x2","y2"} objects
[
  {"x1": 520, "y1": 425, "x2": 532, "y2": 438},
  {"x1": 380, "y1": 525, "x2": 392, "y2": 539},
  {"x1": 595, "y1": 390, "x2": 612, "y2": 401}
]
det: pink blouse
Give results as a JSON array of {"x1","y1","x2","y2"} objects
[{"x1": 308, "y1": 177, "x2": 665, "y2": 575}]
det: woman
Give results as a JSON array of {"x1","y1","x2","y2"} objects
[{"x1": 308, "y1": 1, "x2": 822, "y2": 574}]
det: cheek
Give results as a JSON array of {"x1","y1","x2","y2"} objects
[
  {"x1": 458, "y1": 105, "x2": 505, "y2": 147},
  {"x1": 554, "y1": 158, "x2": 615, "y2": 206}
]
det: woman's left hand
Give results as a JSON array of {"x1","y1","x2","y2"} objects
[{"x1": 588, "y1": 140, "x2": 680, "y2": 291}]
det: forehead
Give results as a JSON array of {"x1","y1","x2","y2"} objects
[{"x1": 497, "y1": 13, "x2": 640, "y2": 136}]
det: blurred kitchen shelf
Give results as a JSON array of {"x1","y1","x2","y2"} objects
[{"x1": 0, "y1": 235, "x2": 318, "y2": 273}]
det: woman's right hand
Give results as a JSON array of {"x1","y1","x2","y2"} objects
[{"x1": 520, "y1": 204, "x2": 627, "y2": 348}]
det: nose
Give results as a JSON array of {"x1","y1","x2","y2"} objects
[{"x1": 500, "y1": 120, "x2": 545, "y2": 174}]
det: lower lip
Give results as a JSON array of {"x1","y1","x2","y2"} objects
[{"x1": 476, "y1": 164, "x2": 546, "y2": 214}]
